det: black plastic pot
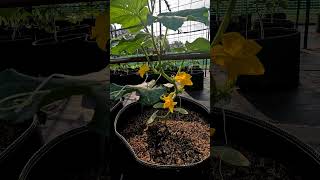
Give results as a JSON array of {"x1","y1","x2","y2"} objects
[
  {"x1": 210, "y1": 107, "x2": 320, "y2": 179},
  {"x1": 211, "y1": 14, "x2": 252, "y2": 34},
  {"x1": 0, "y1": 116, "x2": 43, "y2": 180},
  {"x1": 254, "y1": 18, "x2": 295, "y2": 29},
  {"x1": 0, "y1": 36, "x2": 34, "y2": 72},
  {"x1": 317, "y1": 14, "x2": 320, "y2": 33},
  {"x1": 25, "y1": 33, "x2": 108, "y2": 76},
  {"x1": 18, "y1": 126, "x2": 105, "y2": 180},
  {"x1": 185, "y1": 69, "x2": 204, "y2": 91},
  {"x1": 265, "y1": 13, "x2": 287, "y2": 20},
  {"x1": 237, "y1": 28, "x2": 301, "y2": 91},
  {"x1": 57, "y1": 24, "x2": 91, "y2": 36},
  {"x1": 113, "y1": 97, "x2": 211, "y2": 180},
  {"x1": 111, "y1": 71, "x2": 144, "y2": 86}
]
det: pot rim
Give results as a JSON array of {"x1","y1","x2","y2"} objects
[
  {"x1": 0, "y1": 115, "x2": 40, "y2": 161},
  {"x1": 114, "y1": 96, "x2": 210, "y2": 169},
  {"x1": 211, "y1": 106, "x2": 320, "y2": 165},
  {"x1": 58, "y1": 24, "x2": 91, "y2": 32},
  {"x1": 111, "y1": 98, "x2": 123, "y2": 113},
  {"x1": 32, "y1": 33, "x2": 87, "y2": 46},
  {"x1": 18, "y1": 125, "x2": 89, "y2": 180},
  {"x1": 0, "y1": 35, "x2": 32, "y2": 42},
  {"x1": 245, "y1": 27, "x2": 300, "y2": 41}
]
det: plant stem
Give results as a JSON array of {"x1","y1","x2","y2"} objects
[
  {"x1": 211, "y1": 0, "x2": 238, "y2": 47},
  {"x1": 210, "y1": 0, "x2": 237, "y2": 105}
]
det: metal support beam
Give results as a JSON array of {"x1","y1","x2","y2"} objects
[
  {"x1": 296, "y1": 0, "x2": 301, "y2": 28},
  {"x1": 110, "y1": 53, "x2": 210, "y2": 64},
  {"x1": 304, "y1": 0, "x2": 311, "y2": 49},
  {"x1": 0, "y1": 0, "x2": 106, "y2": 8}
]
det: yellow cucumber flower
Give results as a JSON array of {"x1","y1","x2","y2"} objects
[
  {"x1": 91, "y1": 13, "x2": 108, "y2": 51},
  {"x1": 138, "y1": 64, "x2": 150, "y2": 78},
  {"x1": 211, "y1": 32, "x2": 265, "y2": 81},
  {"x1": 162, "y1": 92, "x2": 177, "y2": 113},
  {"x1": 174, "y1": 72, "x2": 193, "y2": 88}
]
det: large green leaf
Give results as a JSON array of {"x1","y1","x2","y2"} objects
[
  {"x1": 156, "y1": 7, "x2": 209, "y2": 31},
  {"x1": 111, "y1": 32, "x2": 150, "y2": 55},
  {"x1": 185, "y1": 37, "x2": 210, "y2": 53},
  {"x1": 211, "y1": 146, "x2": 250, "y2": 167},
  {"x1": 110, "y1": 81, "x2": 166, "y2": 106},
  {"x1": 110, "y1": 0, "x2": 149, "y2": 32},
  {"x1": 136, "y1": 86, "x2": 166, "y2": 106}
]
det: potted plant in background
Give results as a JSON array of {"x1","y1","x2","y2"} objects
[
  {"x1": 27, "y1": 5, "x2": 108, "y2": 77},
  {"x1": 210, "y1": 0, "x2": 320, "y2": 179},
  {"x1": 0, "y1": 8, "x2": 33, "y2": 73},
  {"x1": 253, "y1": 0, "x2": 294, "y2": 29},
  {"x1": 232, "y1": 0, "x2": 301, "y2": 91}
]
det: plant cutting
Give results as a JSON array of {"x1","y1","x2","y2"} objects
[{"x1": 111, "y1": 0, "x2": 211, "y2": 170}]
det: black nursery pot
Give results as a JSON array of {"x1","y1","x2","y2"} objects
[
  {"x1": 18, "y1": 126, "x2": 105, "y2": 180},
  {"x1": 211, "y1": 14, "x2": 252, "y2": 34},
  {"x1": 27, "y1": 33, "x2": 108, "y2": 76},
  {"x1": 185, "y1": 69, "x2": 204, "y2": 91},
  {"x1": 254, "y1": 18, "x2": 295, "y2": 29},
  {"x1": 264, "y1": 13, "x2": 287, "y2": 20},
  {"x1": 0, "y1": 116, "x2": 43, "y2": 180},
  {"x1": 57, "y1": 24, "x2": 91, "y2": 36},
  {"x1": 237, "y1": 28, "x2": 301, "y2": 91},
  {"x1": 0, "y1": 36, "x2": 34, "y2": 72},
  {"x1": 317, "y1": 14, "x2": 320, "y2": 33},
  {"x1": 210, "y1": 107, "x2": 320, "y2": 179},
  {"x1": 111, "y1": 71, "x2": 144, "y2": 85},
  {"x1": 113, "y1": 97, "x2": 210, "y2": 180}
]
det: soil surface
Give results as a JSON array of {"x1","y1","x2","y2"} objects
[
  {"x1": 121, "y1": 109, "x2": 210, "y2": 166},
  {"x1": 0, "y1": 121, "x2": 26, "y2": 153},
  {"x1": 209, "y1": 144, "x2": 304, "y2": 180}
]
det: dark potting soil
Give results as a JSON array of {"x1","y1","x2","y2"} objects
[
  {"x1": 209, "y1": 144, "x2": 303, "y2": 180},
  {"x1": 121, "y1": 109, "x2": 210, "y2": 166},
  {"x1": 0, "y1": 121, "x2": 26, "y2": 153}
]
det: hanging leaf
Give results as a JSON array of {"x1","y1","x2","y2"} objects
[
  {"x1": 91, "y1": 12, "x2": 108, "y2": 51},
  {"x1": 211, "y1": 146, "x2": 250, "y2": 167},
  {"x1": 110, "y1": 0, "x2": 149, "y2": 32},
  {"x1": 156, "y1": 7, "x2": 209, "y2": 31},
  {"x1": 147, "y1": 110, "x2": 159, "y2": 125},
  {"x1": 111, "y1": 32, "x2": 149, "y2": 55},
  {"x1": 174, "y1": 107, "x2": 188, "y2": 114},
  {"x1": 110, "y1": 82, "x2": 166, "y2": 106},
  {"x1": 153, "y1": 102, "x2": 164, "y2": 108},
  {"x1": 185, "y1": 37, "x2": 210, "y2": 53}
]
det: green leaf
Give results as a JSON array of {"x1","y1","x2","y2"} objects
[
  {"x1": 136, "y1": 86, "x2": 166, "y2": 106},
  {"x1": 211, "y1": 146, "x2": 250, "y2": 167},
  {"x1": 110, "y1": 83, "x2": 134, "y2": 101},
  {"x1": 185, "y1": 37, "x2": 210, "y2": 53},
  {"x1": 111, "y1": 32, "x2": 149, "y2": 55},
  {"x1": 153, "y1": 102, "x2": 164, "y2": 108},
  {"x1": 147, "y1": 110, "x2": 158, "y2": 125},
  {"x1": 110, "y1": 0, "x2": 149, "y2": 32},
  {"x1": 174, "y1": 107, "x2": 188, "y2": 114},
  {"x1": 157, "y1": 7, "x2": 209, "y2": 31},
  {"x1": 110, "y1": 82, "x2": 166, "y2": 106}
]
